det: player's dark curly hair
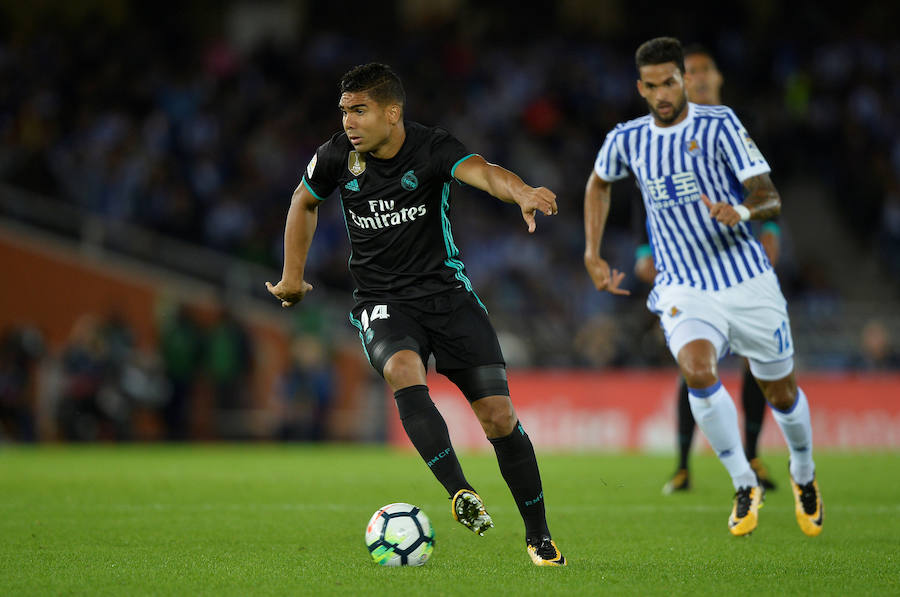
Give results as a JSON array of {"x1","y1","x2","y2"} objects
[
  {"x1": 635, "y1": 37, "x2": 685, "y2": 74},
  {"x1": 340, "y1": 63, "x2": 406, "y2": 107}
]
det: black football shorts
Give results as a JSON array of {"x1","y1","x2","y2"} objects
[{"x1": 349, "y1": 289, "x2": 506, "y2": 378}]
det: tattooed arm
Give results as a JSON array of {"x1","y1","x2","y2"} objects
[{"x1": 741, "y1": 173, "x2": 781, "y2": 220}]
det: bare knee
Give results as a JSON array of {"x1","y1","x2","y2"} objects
[
  {"x1": 472, "y1": 395, "x2": 516, "y2": 438},
  {"x1": 756, "y1": 374, "x2": 797, "y2": 411},
  {"x1": 383, "y1": 350, "x2": 426, "y2": 391},
  {"x1": 677, "y1": 341, "x2": 719, "y2": 389}
]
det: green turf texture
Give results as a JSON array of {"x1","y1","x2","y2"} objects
[{"x1": 1, "y1": 445, "x2": 897, "y2": 596}]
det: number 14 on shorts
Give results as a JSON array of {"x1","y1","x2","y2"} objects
[
  {"x1": 361, "y1": 305, "x2": 390, "y2": 330},
  {"x1": 774, "y1": 320, "x2": 791, "y2": 354}
]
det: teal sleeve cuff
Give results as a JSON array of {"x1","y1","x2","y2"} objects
[
  {"x1": 302, "y1": 177, "x2": 326, "y2": 201},
  {"x1": 635, "y1": 244, "x2": 653, "y2": 260},
  {"x1": 450, "y1": 153, "x2": 478, "y2": 179},
  {"x1": 761, "y1": 222, "x2": 780, "y2": 237}
]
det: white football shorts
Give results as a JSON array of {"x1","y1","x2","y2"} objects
[{"x1": 648, "y1": 270, "x2": 795, "y2": 380}]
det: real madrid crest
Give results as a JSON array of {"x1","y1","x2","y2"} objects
[
  {"x1": 348, "y1": 151, "x2": 366, "y2": 176},
  {"x1": 401, "y1": 170, "x2": 418, "y2": 191}
]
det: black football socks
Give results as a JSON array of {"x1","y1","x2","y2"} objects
[
  {"x1": 677, "y1": 379, "x2": 695, "y2": 470},
  {"x1": 489, "y1": 421, "x2": 550, "y2": 541},
  {"x1": 394, "y1": 385, "x2": 472, "y2": 496},
  {"x1": 741, "y1": 367, "x2": 766, "y2": 461}
]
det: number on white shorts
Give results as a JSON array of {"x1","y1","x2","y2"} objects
[{"x1": 773, "y1": 320, "x2": 791, "y2": 354}]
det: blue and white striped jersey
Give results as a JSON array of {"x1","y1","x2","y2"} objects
[{"x1": 595, "y1": 102, "x2": 772, "y2": 291}]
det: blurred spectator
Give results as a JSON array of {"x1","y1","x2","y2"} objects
[
  {"x1": 117, "y1": 348, "x2": 169, "y2": 427},
  {"x1": 204, "y1": 308, "x2": 252, "y2": 438},
  {"x1": 0, "y1": 325, "x2": 44, "y2": 442},
  {"x1": 878, "y1": 182, "x2": 900, "y2": 285},
  {"x1": 56, "y1": 314, "x2": 129, "y2": 441},
  {"x1": 101, "y1": 309, "x2": 136, "y2": 373},
  {"x1": 793, "y1": 259, "x2": 842, "y2": 320},
  {"x1": 278, "y1": 335, "x2": 334, "y2": 441},
  {"x1": 159, "y1": 304, "x2": 204, "y2": 440},
  {"x1": 852, "y1": 319, "x2": 900, "y2": 370},
  {"x1": 574, "y1": 314, "x2": 626, "y2": 369}
]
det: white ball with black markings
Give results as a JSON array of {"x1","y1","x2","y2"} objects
[{"x1": 365, "y1": 503, "x2": 435, "y2": 567}]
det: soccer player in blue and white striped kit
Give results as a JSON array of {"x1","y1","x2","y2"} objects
[{"x1": 583, "y1": 37, "x2": 823, "y2": 536}]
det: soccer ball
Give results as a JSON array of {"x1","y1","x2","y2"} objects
[{"x1": 365, "y1": 503, "x2": 435, "y2": 567}]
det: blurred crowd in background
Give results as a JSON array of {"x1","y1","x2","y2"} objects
[
  {"x1": 1, "y1": 1, "x2": 899, "y2": 442},
  {"x1": 0, "y1": 306, "x2": 372, "y2": 443},
  {"x1": 2, "y1": 307, "x2": 895, "y2": 443}
]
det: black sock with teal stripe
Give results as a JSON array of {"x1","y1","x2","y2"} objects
[
  {"x1": 394, "y1": 385, "x2": 472, "y2": 496},
  {"x1": 489, "y1": 421, "x2": 550, "y2": 542}
]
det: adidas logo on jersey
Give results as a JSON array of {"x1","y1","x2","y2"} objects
[{"x1": 345, "y1": 179, "x2": 360, "y2": 191}]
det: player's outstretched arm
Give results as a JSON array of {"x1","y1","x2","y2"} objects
[
  {"x1": 265, "y1": 182, "x2": 318, "y2": 308},
  {"x1": 453, "y1": 155, "x2": 557, "y2": 233},
  {"x1": 701, "y1": 173, "x2": 781, "y2": 227},
  {"x1": 584, "y1": 171, "x2": 630, "y2": 296}
]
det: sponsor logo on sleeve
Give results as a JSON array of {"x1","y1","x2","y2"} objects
[{"x1": 739, "y1": 128, "x2": 764, "y2": 162}]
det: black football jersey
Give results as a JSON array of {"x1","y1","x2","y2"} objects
[{"x1": 302, "y1": 121, "x2": 478, "y2": 302}]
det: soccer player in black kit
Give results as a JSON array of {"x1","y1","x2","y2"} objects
[{"x1": 266, "y1": 63, "x2": 566, "y2": 566}]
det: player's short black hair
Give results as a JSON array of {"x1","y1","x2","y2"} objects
[
  {"x1": 340, "y1": 63, "x2": 406, "y2": 107},
  {"x1": 635, "y1": 37, "x2": 685, "y2": 74},
  {"x1": 683, "y1": 43, "x2": 717, "y2": 66}
]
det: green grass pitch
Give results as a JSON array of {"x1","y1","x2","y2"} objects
[{"x1": 1, "y1": 445, "x2": 898, "y2": 596}]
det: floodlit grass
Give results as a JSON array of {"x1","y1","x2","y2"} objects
[{"x1": 1, "y1": 445, "x2": 898, "y2": 596}]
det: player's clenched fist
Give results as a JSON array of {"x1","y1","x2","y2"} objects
[{"x1": 265, "y1": 279, "x2": 313, "y2": 308}]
